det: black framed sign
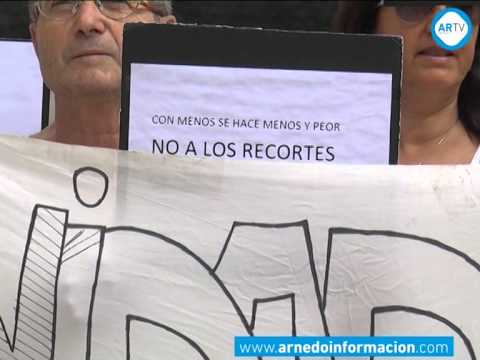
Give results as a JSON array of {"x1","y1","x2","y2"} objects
[
  {"x1": 0, "y1": 38, "x2": 48, "y2": 135},
  {"x1": 121, "y1": 24, "x2": 401, "y2": 164}
]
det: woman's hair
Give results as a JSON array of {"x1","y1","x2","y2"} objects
[{"x1": 332, "y1": 1, "x2": 480, "y2": 139}]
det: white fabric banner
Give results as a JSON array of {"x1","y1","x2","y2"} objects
[
  {"x1": 0, "y1": 136, "x2": 478, "y2": 359},
  {"x1": 128, "y1": 64, "x2": 393, "y2": 164}
]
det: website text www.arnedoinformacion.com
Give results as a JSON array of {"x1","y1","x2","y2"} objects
[{"x1": 234, "y1": 336, "x2": 453, "y2": 357}]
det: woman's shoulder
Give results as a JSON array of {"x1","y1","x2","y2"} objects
[{"x1": 471, "y1": 145, "x2": 480, "y2": 164}]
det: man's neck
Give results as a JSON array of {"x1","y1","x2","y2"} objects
[{"x1": 50, "y1": 94, "x2": 120, "y2": 149}]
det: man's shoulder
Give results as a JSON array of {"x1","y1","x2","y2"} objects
[{"x1": 30, "y1": 125, "x2": 56, "y2": 141}]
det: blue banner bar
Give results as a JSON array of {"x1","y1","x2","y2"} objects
[{"x1": 234, "y1": 336, "x2": 454, "y2": 357}]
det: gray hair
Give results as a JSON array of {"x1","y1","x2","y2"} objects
[{"x1": 28, "y1": 1, "x2": 173, "y2": 22}]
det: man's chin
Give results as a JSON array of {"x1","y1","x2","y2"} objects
[{"x1": 61, "y1": 72, "x2": 121, "y2": 97}]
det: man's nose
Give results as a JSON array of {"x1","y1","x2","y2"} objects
[{"x1": 73, "y1": 1, "x2": 107, "y2": 36}]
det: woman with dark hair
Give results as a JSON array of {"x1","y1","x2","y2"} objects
[{"x1": 333, "y1": 1, "x2": 480, "y2": 164}]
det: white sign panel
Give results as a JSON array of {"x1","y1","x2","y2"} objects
[
  {"x1": 128, "y1": 64, "x2": 393, "y2": 164},
  {"x1": 0, "y1": 40, "x2": 44, "y2": 135},
  {"x1": 0, "y1": 135, "x2": 478, "y2": 359}
]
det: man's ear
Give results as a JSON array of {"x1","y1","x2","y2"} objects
[
  {"x1": 159, "y1": 15, "x2": 176, "y2": 25},
  {"x1": 29, "y1": 23, "x2": 39, "y2": 57}
]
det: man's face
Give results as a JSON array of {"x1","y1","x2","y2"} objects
[{"x1": 30, "y1": 1, "x2": 174, "y2": 100}]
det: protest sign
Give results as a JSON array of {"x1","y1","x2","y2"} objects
[
  {"x1": 121, "y1": 25, "x2": 401, "y2": 164},
  {"x1": 0, "y1": 39, "x2": 47, "y2": 135}
]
